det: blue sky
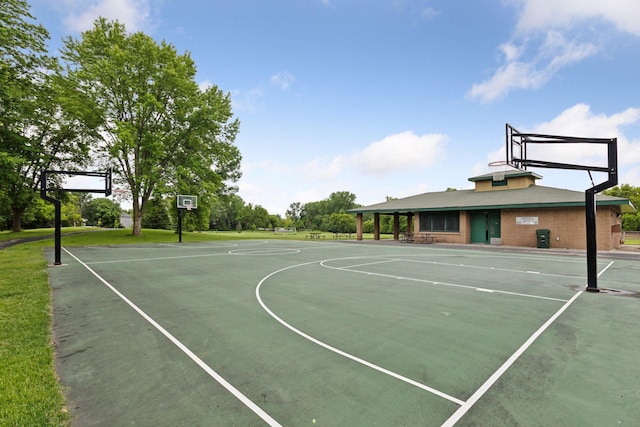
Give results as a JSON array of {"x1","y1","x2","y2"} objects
[{"x1": 30, "y1": 0, "x2": 640, "y2": 215}]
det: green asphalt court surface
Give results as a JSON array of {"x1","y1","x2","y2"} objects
[{"x1": 47, "y1": 240, "x2": 640, "y2": 426}]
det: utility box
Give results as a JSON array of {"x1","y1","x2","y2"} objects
[{"x1": 536, "y1": 229, "x2": 550, "y2": 248}]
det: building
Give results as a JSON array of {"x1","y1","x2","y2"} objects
[{"x1": 349, "y1": 170, "x2": 635, "y2": 250}]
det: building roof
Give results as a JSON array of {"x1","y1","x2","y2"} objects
[{"x1": 349, "y1": 185, "x2": 634, "y2": 214}]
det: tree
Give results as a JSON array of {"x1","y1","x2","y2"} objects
[
  {"x1": 141, "y1": 197, "x2": 171, "y2": 230},
  {"x1": 603, "y1": 184, "x2": 640, "y2": 231},
  {"x1": 326, "y1": 213, "x2": 356, "y2": 234},
  {"x1": 83, "y1": 198, "x2": 121, "y2": 227},
  {"x1": 300, "y1": 191, "x2": 359, "y2": 231},
  {"x1": 60, "y1": 19, "x2": 241, "y2": 236},
  {"x1": 209, "y1": 194, "x2": 245, "y2": 230},
  {"x1": 326, "y1": 191, "x2": 357, "y2": 213},
  {"x1": 1, "y1": 0, "x2": 93, "y2": 231}
]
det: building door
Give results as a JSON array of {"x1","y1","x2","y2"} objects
[{"x1": 471, "y1": 211, "x2": 501, "y2": 244}]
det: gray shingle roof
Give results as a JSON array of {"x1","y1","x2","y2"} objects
[{"x1": 349, "y1": 185, "x2": 633, "y2": 213}]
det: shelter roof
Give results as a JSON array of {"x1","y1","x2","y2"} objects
[{"x1": 348, "y1": 185, "x2": 634, "y2": 214}]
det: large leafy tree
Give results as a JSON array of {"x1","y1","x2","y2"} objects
[
  {"x1": 1, "y1": 0, "x2": 92, "y2": 231},
  {"x1": 603, "y1": 184, "x2": 640, "y2": 231},
  {"x1": 60, "y1": 19, "x2": 241, "y2": 236}
]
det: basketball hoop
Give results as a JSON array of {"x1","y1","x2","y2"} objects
[{"x1": 488, "y1": 160, "x2": 508, "y2": 167}]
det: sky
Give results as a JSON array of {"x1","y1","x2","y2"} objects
[{"x1": 29, "y1": 0, "x2": 640, "y2": 215}]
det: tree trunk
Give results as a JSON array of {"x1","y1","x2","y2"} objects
[
  {"x1": 11, "y1": 207, "x2": 25, "y2": 232},
  {"x1": 132, "y1": 199, "x2": 143, "y2": 236}
]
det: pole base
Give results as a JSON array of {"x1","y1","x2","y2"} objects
[{"x1": 585, "y1": 286, "x2": 600, "y2": 293}]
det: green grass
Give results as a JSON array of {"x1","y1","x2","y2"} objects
[
  {"x1": 0, "y1": 226, "x2": 389, "y2": 425},
  {"x1": 624, "y1": 239, "x2": 640, "y2": 245},
  {"x1": 0, "y1": 242, "x2": 70, "y2": 426}
]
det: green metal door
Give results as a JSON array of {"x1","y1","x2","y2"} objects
[
  {"x1": 471, "y1": 213, "x2": 488, "y2": 243},
  {"x1": 489, "y1": 213, "x2": 501, "y2": 239},
  {"x1": 471, "y1": 211, "x2": 501, "y2": 244}
]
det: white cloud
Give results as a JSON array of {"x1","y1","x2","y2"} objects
[
  {"x1": 270, "y1": 72, "x2": 295, "y2": 91},
  {"x1": 470, "y1": 0, "x2": 640, "y2": 102},
  {"x1": 513, "y1": 0, "x2": 640, "y2": 36},
  {"x1": 392, "y1": 0, "x2": 439, "y2": 22},
  {"x1": 300, "y1": 131, "x2": 448, "y2": 181},
  {"x1": 60, "y1": 0, "x2": 151, "y2": 33},
  {"x1": 355, "y1": 131, "x2": 448, "y2": 175},
  {"x1": 469, "y1": 31, "x2": 598, "y2": 103},
  {"x1": 230, "y1": 87, "x2": 264, "y2": 112}
]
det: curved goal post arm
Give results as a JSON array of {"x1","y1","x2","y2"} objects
[{"x1": 505, "y1": 123, "x2": 618, "y2": 292}]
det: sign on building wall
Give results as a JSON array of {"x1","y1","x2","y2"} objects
[{"x1": 516, "y1": 216, "x2": 539, "y2": 225}]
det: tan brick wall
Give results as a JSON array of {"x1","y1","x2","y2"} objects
[
  {"x1": 501, "y1": 207, "x2": 621, "y2": 250},
  {"x1": 414, "y1": 207, "x2": 622, "y2": 249},
  {"x1": 474, "y1": 175, "x2": 536, "y2": 192}
]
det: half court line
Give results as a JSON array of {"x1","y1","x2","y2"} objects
[{"x1": 62, "y1": 247, "x2": 282, "y2": 427}]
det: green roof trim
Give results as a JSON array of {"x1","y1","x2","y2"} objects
[{"x1": 349, "y1": 185, "x2": 635, "y2": 214}]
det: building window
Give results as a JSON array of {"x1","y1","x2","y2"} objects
[
  {"x1": 420, "y1": 211, "x2": 460, "y2": 232},
  {"x1": 492, "y1": 178, "x2": 508, "y2": 187}
]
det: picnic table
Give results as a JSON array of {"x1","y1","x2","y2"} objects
[
  {"x1": 401, "y1": 232, "x2": 435, "y2": 243},
  {"x1": 419, "y1": 234, "x2": 435, "y2": 244},
  {"x1": 333, "y1": 233, "x2": 353, "y2": 240}
]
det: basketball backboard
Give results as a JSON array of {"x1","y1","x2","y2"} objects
[{"x1": 177, "y1": 194, "x2": 198, "y2": 210}]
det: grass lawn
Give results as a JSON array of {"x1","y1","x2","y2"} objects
[{"x1": 0, "y1": 227, "x2": 388, "y2": 426}]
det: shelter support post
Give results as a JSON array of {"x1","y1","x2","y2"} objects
[
  {"x1": 373, "y1": 213, "x2": 380, "y2": 240},
  {"x1": 393, "y1": 213, "x2": 400, "y2": 240},
  {"x1": 356, "y1": 213, "x2": 363, "y2": 240}
]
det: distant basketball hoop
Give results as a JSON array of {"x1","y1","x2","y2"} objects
[
  {"x1": 177, "y1": 194, "x2": 197, "y2": 210},
  {"x1": 176, "y1": 194, "x2": 198, "y2": 242}
]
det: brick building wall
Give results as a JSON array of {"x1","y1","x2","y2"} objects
[
  {"x1": 497, "y1": 207, "x2": 620, "y2": 250},
  {"x1": 413, "y1": 207, "x2": 622, "y2": 250}
]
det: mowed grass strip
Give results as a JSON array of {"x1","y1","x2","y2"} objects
[{"x1": 0, "y1": 242, "x2": 69, "y2": 426}]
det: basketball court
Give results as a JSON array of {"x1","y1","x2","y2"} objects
[{"x1": 47, "y1": 240, "x2": 640, "y2": 426}]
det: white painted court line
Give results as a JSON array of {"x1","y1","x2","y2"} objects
[
  {"x1": 440, "y1": 261, "x2": 615, "y2": 426},
  {"x1": 85, "y1": 252, "x2": 230, "y2": 265},
  {"x1": 62, "y1": 247, "x2": 282, "y2": 427},
  {"x1": 440, "y1": 290, "x2": 583, "y2": 427},
  {"x1": 403, "y1": 258, "x2": 585, "y2": 280},
  {"x1": 255, "y1": 261, "x2": 466, "y2": 406},
  {"x1": 321, "y1": 262, "x2": 568, "y2": 303},
  {"x1": 339, "y1": 258, "x2": 402, "y2": 269}
]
